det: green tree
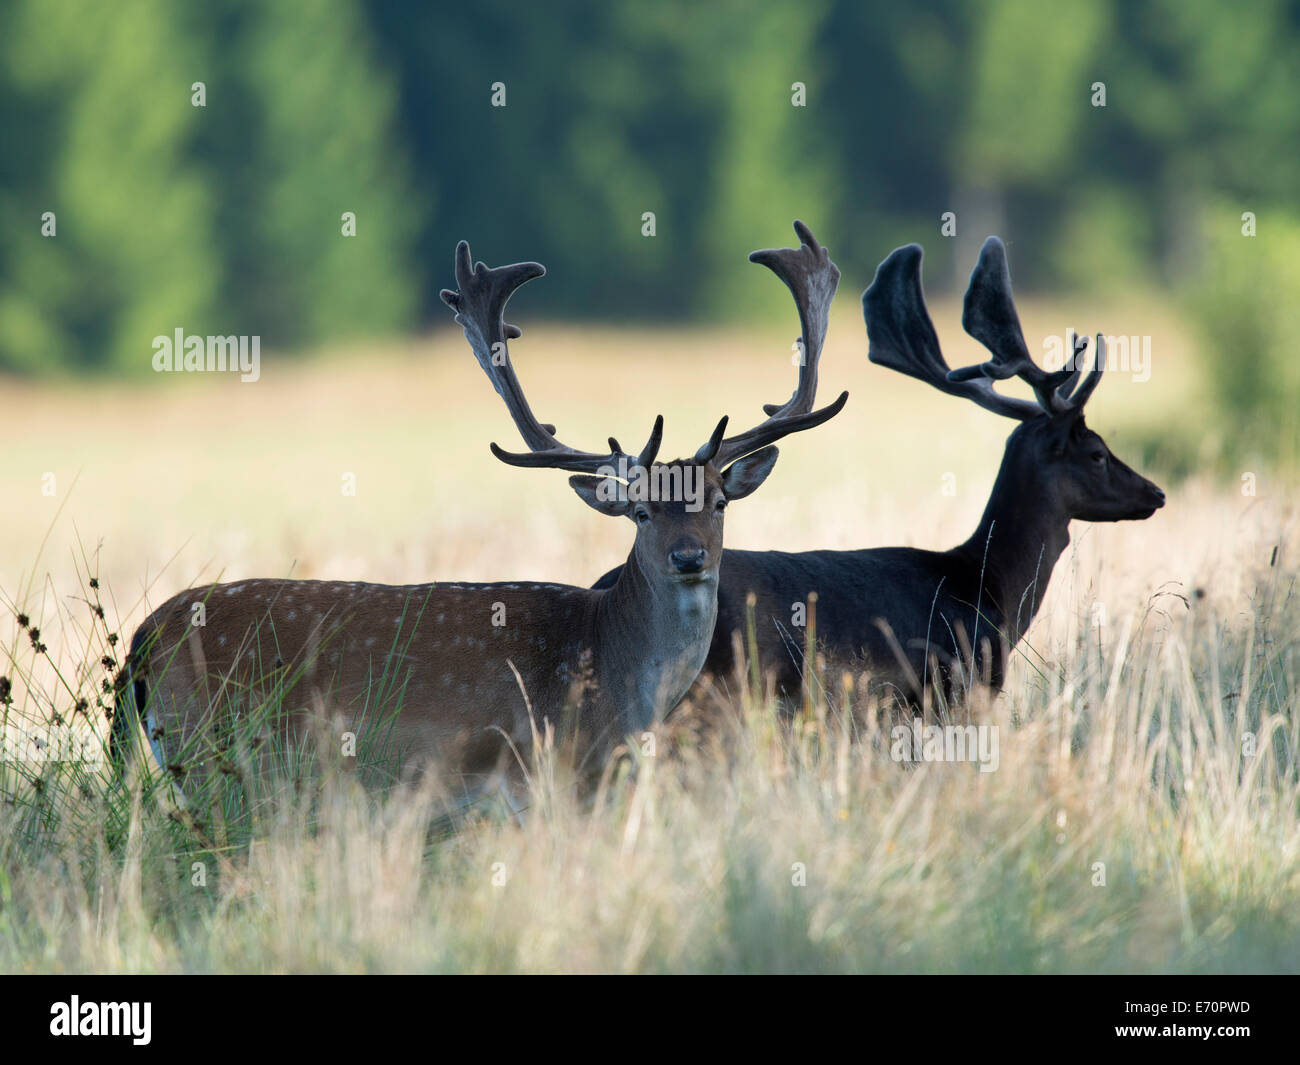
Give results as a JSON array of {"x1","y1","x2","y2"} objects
[
  {"x1": 216, "y1": 0, "x2": 422, "y2": 348},
  {"x1": 0, "y1": 0, "x2": 220, "y2": 372}
]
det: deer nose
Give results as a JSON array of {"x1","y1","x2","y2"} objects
[{"x1": 670, "y1": 547, "x2": 707, "y2": 574}]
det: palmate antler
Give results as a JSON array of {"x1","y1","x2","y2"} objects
[
  {"x1": 863, "y1": 236, "x2": 1105, "y2": 421},
  {"x1": 440, "y1": 241, "x2": 665, "y2": 474},
  {"x1": 444, "y1": 224, "x2": 848, "y2": 475},
  {"x1": 703, "y1": 220, "x2": 849, "y2": 469},
  {"x1": 951, "y1": 237, "x2": 1105, "y2": 412}
]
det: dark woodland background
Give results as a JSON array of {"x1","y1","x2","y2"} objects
[{"x1": 2, "y1": 0, "x2": 1297, "y2": 456}]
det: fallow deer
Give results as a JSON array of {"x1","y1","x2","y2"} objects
[
  {"x1": 111, "y1": 226, "x2": 847, "y2": 789},
  {"x1": 595, "y1": 237, "x2": 1165, "y2": 707}
]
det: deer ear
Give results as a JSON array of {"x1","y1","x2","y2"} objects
[
  {"x1": 569, "y1": 475, "x2": 631, "y2": 517},
  {"x1": 720, "y1": 446, "x2": 779, "y2": 500}
]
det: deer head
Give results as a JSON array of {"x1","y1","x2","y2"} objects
[
  {"x1": 863, "y1": 236, "x2": 1165, "y2": 525},
  {"x1": 440, "y1": 222, "x2": 849, "y2": 589}
]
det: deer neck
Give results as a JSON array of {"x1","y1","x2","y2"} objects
[
  {"x1": 957, "y1": 449, "x2": 1071, "y2": 646},
  {"x1": 596, "y1": 549, "x2": 718, "y2": 733}
]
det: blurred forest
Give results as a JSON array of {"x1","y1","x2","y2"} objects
[{"x1": 1, "y1": 0, "x2": 1298, "y2": 441}]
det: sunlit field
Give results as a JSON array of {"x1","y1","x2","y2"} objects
[{"x1": 2, "y1": 299, "x2": 1298, "y2": 973}]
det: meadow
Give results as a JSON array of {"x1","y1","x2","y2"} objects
[{"x1": 1, "y1": 295, "x2": 1297, "y2": 973}]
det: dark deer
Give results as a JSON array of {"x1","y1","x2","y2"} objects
[
  {"x1": 112, "y1": 229, "x2": 847, "y2": 790},
  {"x1": 595, "y1": 236, "x2": 1165, "y2": 707}
]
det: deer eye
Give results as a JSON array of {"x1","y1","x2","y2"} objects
[
  {"x1": 634, "y1": 507, "x2": 651, "y2": 525},
  {"x1": 1091, "y1": 451, "x2": 1107, "y2": 465},
  {"x1": 715, "y1": 497, "x2": 728, "y2": 513}
]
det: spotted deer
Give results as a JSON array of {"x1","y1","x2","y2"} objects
[
  {"x1": 596, "y1": 237, "x2": 1165, "y2": 708},
  {"x1": 112, "y1": 224, "x2": 847, "y2": 787}
]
